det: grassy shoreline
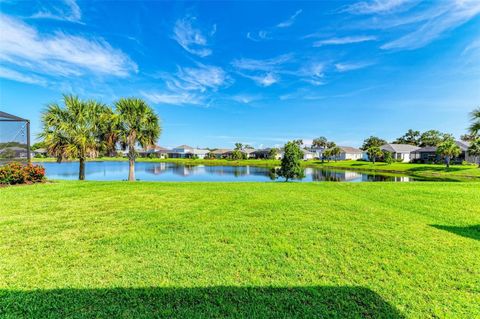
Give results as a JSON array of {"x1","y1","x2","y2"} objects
[
  {"x1": 32, "y1": 157, "x2": 480, "y2": 180},
  {"x1": 1, "y1": 181, "x2": 479, "y2": 318}
]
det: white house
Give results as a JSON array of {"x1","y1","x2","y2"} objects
[
  {"x1": 301, "y1": 149, "x2": 316, "y2": 160},
  {"x1": 338, "y1": 146, "x2": 363, "y2": 160},
  {"x1": 380, "y1": 143, "x2": 420, "y2": 162}
]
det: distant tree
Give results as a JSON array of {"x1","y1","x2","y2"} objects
[
  {"x1": 383, "y1": 151, "x2": 393, "y2": 164},
  {"x1": 329, "y1": 146, "x2": 341, "y2": 162},
  {"x1": 460, "y1": 133, "x2": 477, "y2": 142},
  {"x1": 419, "y1": 130, "x2": 452, "y2": 147},
  {"x1": 205, "y1": 152, "x2": 216, "y2": 160},
  {"x1": 361, "y1": 136, "x2": 387, "y2": 151},
  {"x1": 234, "y1": 143, "x2": 243, "y2": 150},
  {"x1": 40, "y1": 95, "x2": 104, "y2": 180},
  {"x1": 31, "y1": 141, "x2": 46, "y2": 151},
  {"x1": 469, "y1": 107, "x2": 480, "y2": 137},
  {"x1": 231, "y1": 149, "x2": 244, "y2": 160},
  {"x1": 276, "y1": 141, "x2": 304, "y2": 181},
  {"x1": 268, "y1": 148, "x2": 278, "y2": 160},
  {"x1": 467, "y1": 138, "x2": 480, "y2": 168},
  {"x1": 312, "y1": 136, "x2": 328, "y2": 148},
  {"x1": 116, "y1": 98, "x2": 161, "y2": 181},
  {"x1": 244, "y1": 144, "x2": 254, "y2": 149},
  {"x1": 394, "y1": 129, "x2": 420, "y2": 145},
  {"x1": 367, "y1": 146, "x2": 383, "y2": 164},
  {"x1": 326, "y1": 141, "x2": 336, "y2": 149},
  {"x1": 436, "y1": 138, "x2": 461, "y2": 168},
  {"x1": 293, "y1": 139, "x2": 303, "y2": 146},
  {"x1": 323, "y1": 148, "x2": 332, "y2": 162}
]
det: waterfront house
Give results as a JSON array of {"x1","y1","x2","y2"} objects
[
  {"x1": 338, "y1": 146, "x2": 363, "y2": 160},
  {"x1": 411, "y1": 141, "x2": 474, "y2": 164},
  {"x1": 210, "y1": 149, "x2": 232, "y2": 159},
  {"x1": 380, "y1": 144, "x2": 420, "y2": 162}
]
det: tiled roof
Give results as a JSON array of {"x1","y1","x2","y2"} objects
[{"x1": 381, "y1": 143, "x2": 420, "y2": 153}]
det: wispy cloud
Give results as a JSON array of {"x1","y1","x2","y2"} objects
[
  {"x1": 232, "y1": 54, "x2": 293, "y2": 72},
  {"x1": 31, "y1": 0, "x2": 82, "y2": 23},
  {"x1": 380, "y1": 1, "x2": 480, "y2": 50},
  {"x1": 146, "y1": 63, "x2": 230, "y2": 106},
  {"x1": 313, "y1": 35, "x2": 377, "y2": 47},
  {"x1": 141, "y1": 91, "x2": 204, "y2": 106},
  {"x1": 0, "y1": 66, "x2": 47, "y2": 85},
  {"x1": 335, "y1": 61, "x2": 374, "y2": 72},
  {"x1": 231, "y1": 94, "x2": 262, "y2": 104},
  {"x1": 0, "y1": 14, "x2": 137, "y2": 83},
  {"x1": 239, "y1": 72, "x2": 279, "y2": 87},
  {"x1": 343, "y1": 0, "x2": 413, "y2": 15},
  {"x1": 247, "y1": 9, "x2": 302, "y2": 41},
  {"x1": 277, "y1": 9, "x2": 303, "y2": 28},
  {"x1": 172, "y1": 16, "x2": 214, "y2": 57}
]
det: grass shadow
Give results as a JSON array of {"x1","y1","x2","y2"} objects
[
  {"x1": 407, "y1": 166, "x2": 470, "y2": 173},
  {"x1": 431, "y1": 224, "x2": 480, "y2": 241},
  {"x1": 0, "y1": 286, "x2": 404, "y2": 318}
]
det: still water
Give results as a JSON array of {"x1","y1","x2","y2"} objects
[{"x1": 41, "y1": 161, "x2": 418, "y2": 182}]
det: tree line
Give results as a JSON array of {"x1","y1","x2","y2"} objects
[{"x1": 40, "y1": 95, "x2": 161, "y2": 180}]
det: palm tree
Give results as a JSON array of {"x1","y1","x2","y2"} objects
[
  {"x1": 468, "y1": 138, "x2": 480, "y2": 168},
  {"x1": 367, "y1": 146, "x2": 383, "y2": 164},
  {"x1": 40, "y1": 95, "x2": 104, "y2": 180},
  {"x1": 98, "y1": 106, "x2": 120, "y2": 157},
  {"x1": 330, "y1": 146, "x2": 341, "y2": 162},
  {"x1": 116, "y1": 98, "x2": 161, "y2": 181},
  {"x1": 436, "y1": 139, "x2": 461, "y2": 168},
  {"x1": 469, "y1": 107, "x2": 480, "y2": 136}
]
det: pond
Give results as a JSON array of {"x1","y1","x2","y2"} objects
[{"x1": 41, "y1": 161, "x2": 420, "y2": 182}]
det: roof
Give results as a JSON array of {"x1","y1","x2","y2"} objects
[
  {"x1": 456, "y1": 140, "x2": 469, "y2": 151},
  {"x1": 302, "y1": 149, "x2": 315, "y2": 155},
  {"x1": 174, "y1": 144, "x2": 194, "y2": 150},
  {"x1": 381, "y1": 143, "x2": 420, "y2": 153},
  {"x1": 33, "y1": 148, "x2": 48, "y2": 153},
  {"x1": 146, "y1": 145, "x2": 170, "y2": 152},
  {"x1": 211, "y1": 148, "x2": 232, "y2": 154},
  {"x1": 0, "y1": 111, "x2": 28, "y2": 122},
  {"x1": 243, "y1": 148, "x2": 256, "y2": 153},
  {"x1": 339, "y1": 146, "x2": 363, "y2": 154},
  {"x1": 412, "y1": 141, "x2": 468, "y2": 153}
]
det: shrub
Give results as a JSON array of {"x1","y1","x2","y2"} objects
[{"x1": 0, "y1": 162, "x2": 45, "y2": 185}]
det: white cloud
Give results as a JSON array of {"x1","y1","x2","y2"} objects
[
  {"x1": 250, "y1": 73, "x2": 279, "y2": 87},
  {"x1": 335, "y1": 62, "x2": 374, "y2": 72},
  {"x1": 172, "y1": 16, "x2": 214, "y2": 57},
  {"x1": 232, "y1": 54, "x2": 293, "y2": 72},
  {"x1": 231, "y1": 94, "x2": 261, "y2": 104},
  {"x1": 246, "y1": 30, "x2": 271, "y2": 42},
  {"x1": 31, "y1": 0, "x2": 82, "y2": 23},
  {"x1": 0, "y1": 14, "x2": 137, "y2": 81},
  {"x1": 0, "y1": 66, "x2": 47, "y2": 85},
  {"x1": 381, "y1": 1, "x2": 480, "y2": 50},
  {"x1": 313, "y1": 35, "x2": 377, "y2": 47},
  {"x1": 141, "y1": 91, "x2": 204, "y2": 106},
  {"x1": 277, "y1": 9, "x2": 303, "y2": 28},
  {"x1": 344, "y1": 0, "x2": 413, "y2": 15}
]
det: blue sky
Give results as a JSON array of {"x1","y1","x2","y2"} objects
[{"x1": 1, "y1": 0, "x2": 479, "y2": 148}]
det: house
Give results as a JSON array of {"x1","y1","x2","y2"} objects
[
  {"x1": 411, "y1": 141, "x2": 475, "y2": 164},
  {"x1": 252, "y1": 148, "x2": 282, "y2": 159},
  {"x1": 32, "y1": 148, "x2": 48, "y2": 157},
  {"x1": 209, "y1": 149, "x2": 232, "y2": 159},
  {"x1": 0, "y1": 146, "x2": 28, "y2": 159},
  {"x1": 192, "y1": 148, "x2": 210, "y2": 159},
  {"x1": 223, "y1": 148, "x2": 257, "y2": 159},
  {"x1": 380, "y1": 144, "x2": 420, "y2": 162},
  {"x1": 301, "y1": 149, "x2": 316, "y2": 160},
  {"x1": 338, "y1": 146, "x2": 363, "y2": 160},
  {"x1": 140, "y1": 145, "x2": 170, "y2": 158}
]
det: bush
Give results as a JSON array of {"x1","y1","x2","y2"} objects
[{"x1": 0, "y1": 162, "x2": 45, "y2": 185}]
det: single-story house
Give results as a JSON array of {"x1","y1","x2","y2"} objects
[
  {"x1": 252, "y1": 148, "x2": 282, "y2": 160},
  {"x1": 380, "y1": 143, "x2": 420, "y2": 162},
  {"x1": 139, "y1": 145, "x2": 170, "y2": 158},
  {"x1": 338, "y1": 146, "x2": 363, "y2": 160},
  {"x1": 223, "y1": 148, "x2": 257, "y2": 159},
  {"x1": 301, "y1": 149, "x2": 316, "y2": 160},
  {"x1": 209, "y1": 149, "x2": 232, "y2": 159},
  {"x1": 192, "y1": 148, "x2": 210, "y2": 159},
  {"x1": 32, "y1": 148, "x2": 48, "y2": 157},
  {"x1": 411, "y1": 141, "x2": 475, "y2": 164},
  {"x1": 0, "y1": 146, "x2": 28, "y2": 159}
]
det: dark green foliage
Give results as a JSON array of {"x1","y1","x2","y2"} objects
[
  {"x1": 276, "y1": 141, "x2": 304, "y2": 181},
  {"x1": 394, "y1": 129, "x2": 420, "y2": 145},
  {"x1": 367, "y1": 146, "x2": 383, "y2": 164},
  {"x1": 361, "y1": 136, "x2": 387, "y2": 150}
]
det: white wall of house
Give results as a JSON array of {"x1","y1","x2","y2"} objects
[
  {"x1": 193, "y1": 149, "x2": 209, "y2": 159},
  {"x1": 339, "y1": 152, "x2": 363, "y2": 160}
]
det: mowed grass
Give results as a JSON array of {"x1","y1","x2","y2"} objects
[{"x1": 1, "y1": 181, "x2": 479, "y2": 318}]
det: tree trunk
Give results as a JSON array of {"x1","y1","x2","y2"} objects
[
  {"x1": 128, "y1": 158, "x2": 135, "y2": 181},
  {"x1": 445, "y1": 156, "x2": 450, "y2": 168},
  {"x1": 79, "y1": 158, "x2": 85, "y2": 180}
]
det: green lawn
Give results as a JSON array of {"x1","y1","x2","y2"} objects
[{"x1": 1, "y1": 181, "x2": 479, "y2": 318}]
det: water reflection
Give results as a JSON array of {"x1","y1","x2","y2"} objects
[{"x1": 41, "y1": 161, "x2": 417, "y2": 182}]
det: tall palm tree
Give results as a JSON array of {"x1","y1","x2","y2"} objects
[
  {"x1": 436, "y1": 138, "x2": 461, "y2": 168},
  {"x1": 115, "y1": 98, "x2": 161, "y2": 181},
  {"x1": 469, "y1": 107, "x2": 480, "y2": 136},
  {"x1": 40, "y1": 95, "x2": 104, "y2": 180},
  {"x1": 98, "y1": 106, "x2": 120, "y2": 157}
]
